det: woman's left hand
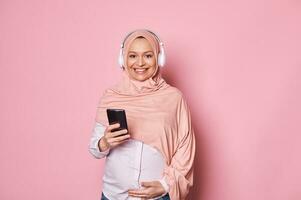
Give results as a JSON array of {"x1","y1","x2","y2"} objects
[{"x1": 128, "y1": 181, "x2": 165, "y2": 199}]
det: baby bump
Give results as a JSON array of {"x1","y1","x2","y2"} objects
[{"x1": 103, "y1": 139, "x2": 165, "y2": 190}]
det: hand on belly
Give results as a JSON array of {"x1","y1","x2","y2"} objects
[{"x1": 128, "y1": 181, "x2": 165, "y2": 199}]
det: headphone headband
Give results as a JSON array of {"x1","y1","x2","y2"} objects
[{"x1": 120, "y1": 29, "x2": 163, "y2": 48}]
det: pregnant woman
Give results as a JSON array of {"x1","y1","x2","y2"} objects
[{"x1": 89, "y1": 29, "x2": 196, "y2": 200}]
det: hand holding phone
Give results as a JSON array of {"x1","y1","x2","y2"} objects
[
  {"x1": 106, "y1": 109, "x2": 128, "y2": 134},
  {"x1": 98, "y1": 109, "x2": 130, "y2": 151}
]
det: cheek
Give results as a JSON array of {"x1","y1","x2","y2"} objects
[
  {"x1": 148, "y1": 65, "x2": 157, "y2": 75},
  {"x1": 126, "y1": 59, "x2": 135, "y2": 68},
  {"x1": 146, "y1": 58, "x2": 156, "y2": 67}
]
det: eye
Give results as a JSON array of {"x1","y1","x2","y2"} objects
[
  {"x1": 145, "y1": 54, "x2": 153, "y2": 58},
  {"x1": 129, "y1": 54, "x2": 136, "y2": 58}
]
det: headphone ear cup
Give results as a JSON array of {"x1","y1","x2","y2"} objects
[
  {"x1": 158, "y1": 45, "x2": 166, "y2": 67},
  {"x1": 158, "y1": 53, "x2": 163, "y2": 67},
  {"x1": 118, "y1": 48, "x2": 124, "y2": 68}
]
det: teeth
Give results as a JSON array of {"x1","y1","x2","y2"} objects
[{"x1": 135, "y1": 69, "x2": 146, "y2": 72}]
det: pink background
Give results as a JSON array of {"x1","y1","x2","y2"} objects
[{"x1": 1, "y1": 0, "x2": 300, "y2": 199}]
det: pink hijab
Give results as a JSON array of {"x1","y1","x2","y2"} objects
[
  {"x1": 115, "y1": 29, "x2": 167, "y2": 95},
  {"x1": 95, "y1": 30, "x2": 195, "y2": 200}
]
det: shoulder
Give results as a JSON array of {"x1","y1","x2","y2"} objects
[
  {"x1": 164, "y1": 86, "x2": 192, "y2": 114},
  {"x1": 164, "y1": 85, "x2": 184, "y2": 98},
  {"x1": 163, "y1": 85, "x2": 186, "y2": 103},
  {"x1": 96, "y1": 87, "x2": 116, "y2": 105}
]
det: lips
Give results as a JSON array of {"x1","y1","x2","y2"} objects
[{"x1": 134, "y1": 68, "x2": 148, "y2": 74}]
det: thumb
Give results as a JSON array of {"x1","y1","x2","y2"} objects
[{"x1": 141, "y1": 181, "x2": 154, "y2": 187}]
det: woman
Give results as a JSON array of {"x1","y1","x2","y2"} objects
[{"x1": 89, "y1": 29, "x2": 195, "y2": 200}]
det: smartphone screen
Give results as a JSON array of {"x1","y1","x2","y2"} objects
[{"x1": 106, "y1": 109, "x2": 128, "y2": 133}]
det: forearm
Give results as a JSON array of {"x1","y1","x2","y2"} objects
[{"x1": 88, "y1": 122, "x2": 110, "y2": 159}]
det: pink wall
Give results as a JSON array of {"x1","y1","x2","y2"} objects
[{"x1": 1, "y1": 0, "x2": 300, "y2": 199}]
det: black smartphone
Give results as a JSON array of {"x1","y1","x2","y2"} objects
[{"x1": 106, "y1": 109, "x2": 128, "y2": 134}]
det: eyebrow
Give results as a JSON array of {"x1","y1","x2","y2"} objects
[{"x1": 128, "y1": 51, "x2": 154, "y2": 54}]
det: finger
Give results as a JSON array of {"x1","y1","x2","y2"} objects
[
  {"x1": 141, "y1": 181, "x2": 156, "y2": 187},
  {"x1": 128, "y1": 188, "x2": 147, "y2": 194},
  {"x1": 106, "y1": 123, "x2": 120, "y2": 132},
  {"x1": 128, "y1": 189, "x2": 149, "y2": 198},
  {"x1": 110, "y1": 129, "x2": 128, "y2": 137},
  {"x1": 108, "y1": 134, "x2": 130, "y2": 145},
  {"x1": 110, "y1": 134, "x2": 130, "y2": 142},
  {"x1": 109, "y1": 138, "x2": 129, "y2": 147},
  {"x1": 128, "y1": 193, "x2": 148, "y2": 198}
]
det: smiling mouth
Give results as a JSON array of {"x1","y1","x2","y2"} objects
[{"x1": 134, "y1": 68, "x2": 148, "y2": 74}]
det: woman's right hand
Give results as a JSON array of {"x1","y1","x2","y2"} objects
[{"x1": 98, "y1": 123, "x2": 130, "y2": 152}]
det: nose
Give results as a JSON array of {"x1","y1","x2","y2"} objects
[{"x1": 137, "y1": 56, "x2": 145, "y2": 66}]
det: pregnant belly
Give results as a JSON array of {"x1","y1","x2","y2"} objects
[{"x1": 103, "y1": 139, "x2": 165, "y2": 191}]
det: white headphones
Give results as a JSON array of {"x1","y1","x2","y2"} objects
[{"x1": 118, "y1": 29, "x2": 166, "y2": 68}]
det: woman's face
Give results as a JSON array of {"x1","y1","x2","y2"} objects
[{"x1": 126, "y1": 38, "x2": 157, "y2": 81}]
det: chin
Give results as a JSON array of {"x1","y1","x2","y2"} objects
[
  {"x1": 129, "y1": 71, "x2": 152, "y2": 82},
  {"x1": 127, "y1": 67, "x2": 156, "y2": 81},
  {"x1": 132, "y1": 75, "x2": 149, "y2": 82}
]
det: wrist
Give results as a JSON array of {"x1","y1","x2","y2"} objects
[
  {"x1": 158, "y1": 177, "x2": 169, "y2": 193},
  {"x1": 98, "y1": 137, "x2": 110, "y2": 152}
]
